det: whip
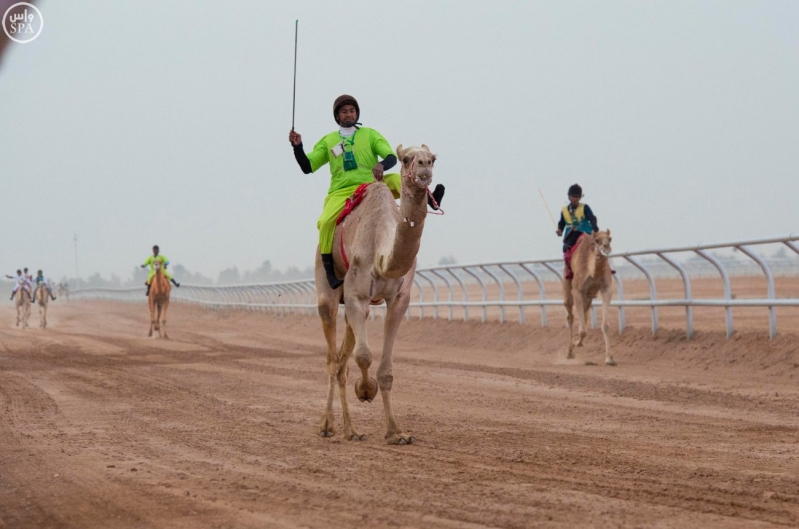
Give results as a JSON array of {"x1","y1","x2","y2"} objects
[
  {"x1": 291, "y1": 20, "x2": 298, "y2": 131},
  {"x1": 538, "y1": 188, "x2": 558, "y2": 230}
]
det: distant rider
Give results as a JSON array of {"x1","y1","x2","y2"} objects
[
  {"x1": 6, "y1": 269, "x2": 33, "y2": 301},
  {"x1": 556, "y1": 184, "x2": 599, "y2": 280},
  {"x1": 141, "y1": 245, "x2": 180, "y2": 296},
  {"x1": 32, "y1": 269, "x2": 57, "y2": 301}
]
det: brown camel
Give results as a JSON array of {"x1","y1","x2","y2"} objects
[
  {"x1": 35, "y1": 284, "x2": 49, "y2": 328},
  {"x1": 316, "y1": 144, "x2": 436, "y2": 445},
  {"x1": 14, "y1": 287, "x2": 31, "y2": 329},
  {"x1": 563, "y1": 230, "x2": 616, "y2": 365},
  {"x1": 148, "y1": 260, "x2": 171, "y2": 338}
]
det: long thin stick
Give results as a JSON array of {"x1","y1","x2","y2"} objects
[
  {"x1": 538, "y1": 188, "x2": 558, "y2": 229},
  {"x1": 291, "y1": 20, "x2": 298, "y2": 131}
]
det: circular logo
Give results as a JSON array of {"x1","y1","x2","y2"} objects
[{"x1": 3, "y1": 2, "x2": 44, "y2": 44}]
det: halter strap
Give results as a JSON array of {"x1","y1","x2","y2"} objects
[{"x1": 402, "y1": 152, "x2": 445, "y2": 215}]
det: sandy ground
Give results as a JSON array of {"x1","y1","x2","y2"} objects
[{"x1": 1, "y1": 300, "x2": 798, "y2": 528}]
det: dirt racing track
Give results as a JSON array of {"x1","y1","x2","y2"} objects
[{"x1": 1, "y1": 300, "x2": 798, "y2": 528}]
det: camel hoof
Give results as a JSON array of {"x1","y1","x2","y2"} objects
[
  {"x1": 605, "y1": 358, "x2": 617, "y2": 366},
  {"x1": 355, "y1": 377, "x2": 378, "y2": 402},
  {"x1": 386, "y1": 433, "x2": 414, "y2": 445},
  {"x1": 319, "y1": 430, "x2": 334, "y2": 438},
  {"x1": 349, "y1": 434, "x2": 367, "y2": 441}
]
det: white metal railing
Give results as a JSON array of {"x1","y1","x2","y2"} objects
[{"x1": 71, "y1": 234, "x2": 799, "y2": 339}]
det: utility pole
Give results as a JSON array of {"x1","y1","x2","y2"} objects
[{"x1": 73, "y1": 233, "x2": 79, "y2": 290}]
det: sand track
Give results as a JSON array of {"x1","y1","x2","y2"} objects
[{"x1": 1, "y1": 301, "x2": 798, "y2": 528}]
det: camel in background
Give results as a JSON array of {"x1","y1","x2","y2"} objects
[
  {"x1": 14, "y1": 287, "x2": 30, "y2": 329},
  {"x1": 316, "y1": 144, "x2": 436, "y2": 445},
  {"x1": 35, "y1": 284, "x2": 49, "y2": 328},
  {"x1": 148, "y1": 260, "x2": 171, "y2": 338},
  {"x1": 563, "y1": 230, "x2": 616, "y2": 365}
]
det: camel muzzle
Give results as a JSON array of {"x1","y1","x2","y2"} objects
[{"x1": 414, "y1": 170, "x2": 432, "y2": 189}]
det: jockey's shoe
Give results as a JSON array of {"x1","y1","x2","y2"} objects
[
  {"x1": 428, "y1": 183, "x2": 445, "y2": 210},
  {"x1": 171, "y1": 279, "x2": 180, "y2": 287},
  {"x1": 145, "y1": 285, "x2": 151, "y2": 297},
  {"x1": 321, "y1": 253, "x2": 343, "y2": 290},
  {"x1": 51, "y1": 295, "x2": 57, "y2": 301},
  {"x1": 9, "y1": 293, "x2": 13, "y2": 300}
]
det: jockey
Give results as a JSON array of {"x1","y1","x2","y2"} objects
[
  {"x1": 289, "y1": 94, "x2": 445, "y2": 289},
  {"x1": 556, "y1": 184, "x2": 598, "y2": 253},
  {"x1": 141, "y1": 245, "x2": 180, "y2": 296},
  {"x1": 33, "y1": 270, "x2": 57, "y2": 301},
  {"x1": 6, "y1": 269, "x2": 32, "y2": 301}
]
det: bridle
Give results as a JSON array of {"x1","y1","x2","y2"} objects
[{"x1": 401, "y1": 152, "x2": 444, "y2": 215}]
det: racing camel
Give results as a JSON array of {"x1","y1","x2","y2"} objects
[
  {"x1": 148, "y1": 260, "x2": 171, "y2": 339},
  {"x1": 316, "y1": 144, "x2": 436, "y2": 445},
  {"x1": 563, "y1": 230, "x2": 616, "y2": 365},
  {"x1": 35, "y1": 283, "x2": 49, "y2": 328},
  {"x1": 14, "y1": 287, "x2": 31, "y2": 329}
]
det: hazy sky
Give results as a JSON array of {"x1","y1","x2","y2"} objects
[{"x1": 1, "y1": 1, "x2": 798, "y2": 282}]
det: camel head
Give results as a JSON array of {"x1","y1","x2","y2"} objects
[
  {"x1": 154, "y1": 260, "x2": 163, "y2": 273},
  {"x1": 396, "y1": 144, "x2": 436, "y2": 191},
  {"x1": 594, "y1": 229, "x2": 612, "y2": 257}
]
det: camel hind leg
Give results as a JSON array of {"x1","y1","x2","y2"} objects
[
  {"x1": 336, "y1": 316, "x2": 366, "y2": 441},
  {"x1": 344, "y1": 293, "x2": 378, "y2": 404},
  {"x1": 600, "y1": 286, "x2": 615, "y2": 365}
]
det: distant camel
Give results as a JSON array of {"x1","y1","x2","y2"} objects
[
  {"x1": 14, "y1": 287, "x2": 31, "y2": 329},
  {"x1": 35, "y1": 284, "x2": 49, "y2": 328},
  {"x1": 563, "y1": 230, "x2": 616, "y2": 365},
  {"x1": 148, "y1": 260, "x2": 171, "y2": 338},
  {"x1": 316, "y1": 144, "x2": 436, "y2": 445}
]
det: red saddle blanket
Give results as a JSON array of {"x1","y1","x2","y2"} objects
[
  {"x1": 563, "y1": 234, "x2": 585, "y2": 281},
  {"x1": 336, "y1": 183, "x2": 372, "y2": 226}
]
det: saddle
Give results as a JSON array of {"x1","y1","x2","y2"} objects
[
  {"x1": 336, "y1": 183, "x2": 371, "y2": 226},
  {"x1": 563, "y1": 234, "x2": 585, "y2": 281}
]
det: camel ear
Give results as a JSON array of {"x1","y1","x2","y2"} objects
[
  {"x1": 396, "y1": 144, "x2": 405, "y2": 158},
  {"x1": 606, "y1": 229, "x2": 611, "y2": 237},
  {"x1": 421, "y1": 144, "x2": 430, "y2": 152}
]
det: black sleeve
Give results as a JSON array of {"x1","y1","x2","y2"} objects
[
  {"x1": 584, "y1": 204, "x2": 599, "y2": 231},
  {"x1": 379, "y1": 154, "x2": 397, "y2": 171},
  {"x1": 292, "y1": 143, "x2": 312, "y2": 174},
  {"x1": 557, "y1": 212, "x2": 566, "y2": 232}
]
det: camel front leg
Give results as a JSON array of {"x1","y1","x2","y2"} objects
[
  {"x1": 378, "y1": 286, "x2": 415, "y2": 445},
  {"x1": 563, "y1": 280, "x2": 576, "y2": 358},
  {"x1": 317, "y1": 294, "x2": 340, "y2": 438},
  {"x1": 161, "y1": 300, "x2": 169, "y2": 339},
  {"x1": 336, "y1": 317, "x2": 366, "y2": 441},
  {"x1": 345, "y1": 294, "x2": 377, "y2": 404},
  {"x1": 572, "y1": 288, "x2": 588, "y2": 348},
  {"x1": 600, "y1": 287, "x2": 615, "y2": 365},
  {"x1": 148, "y1": 300, "x2": 155, "y2": 337}
]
